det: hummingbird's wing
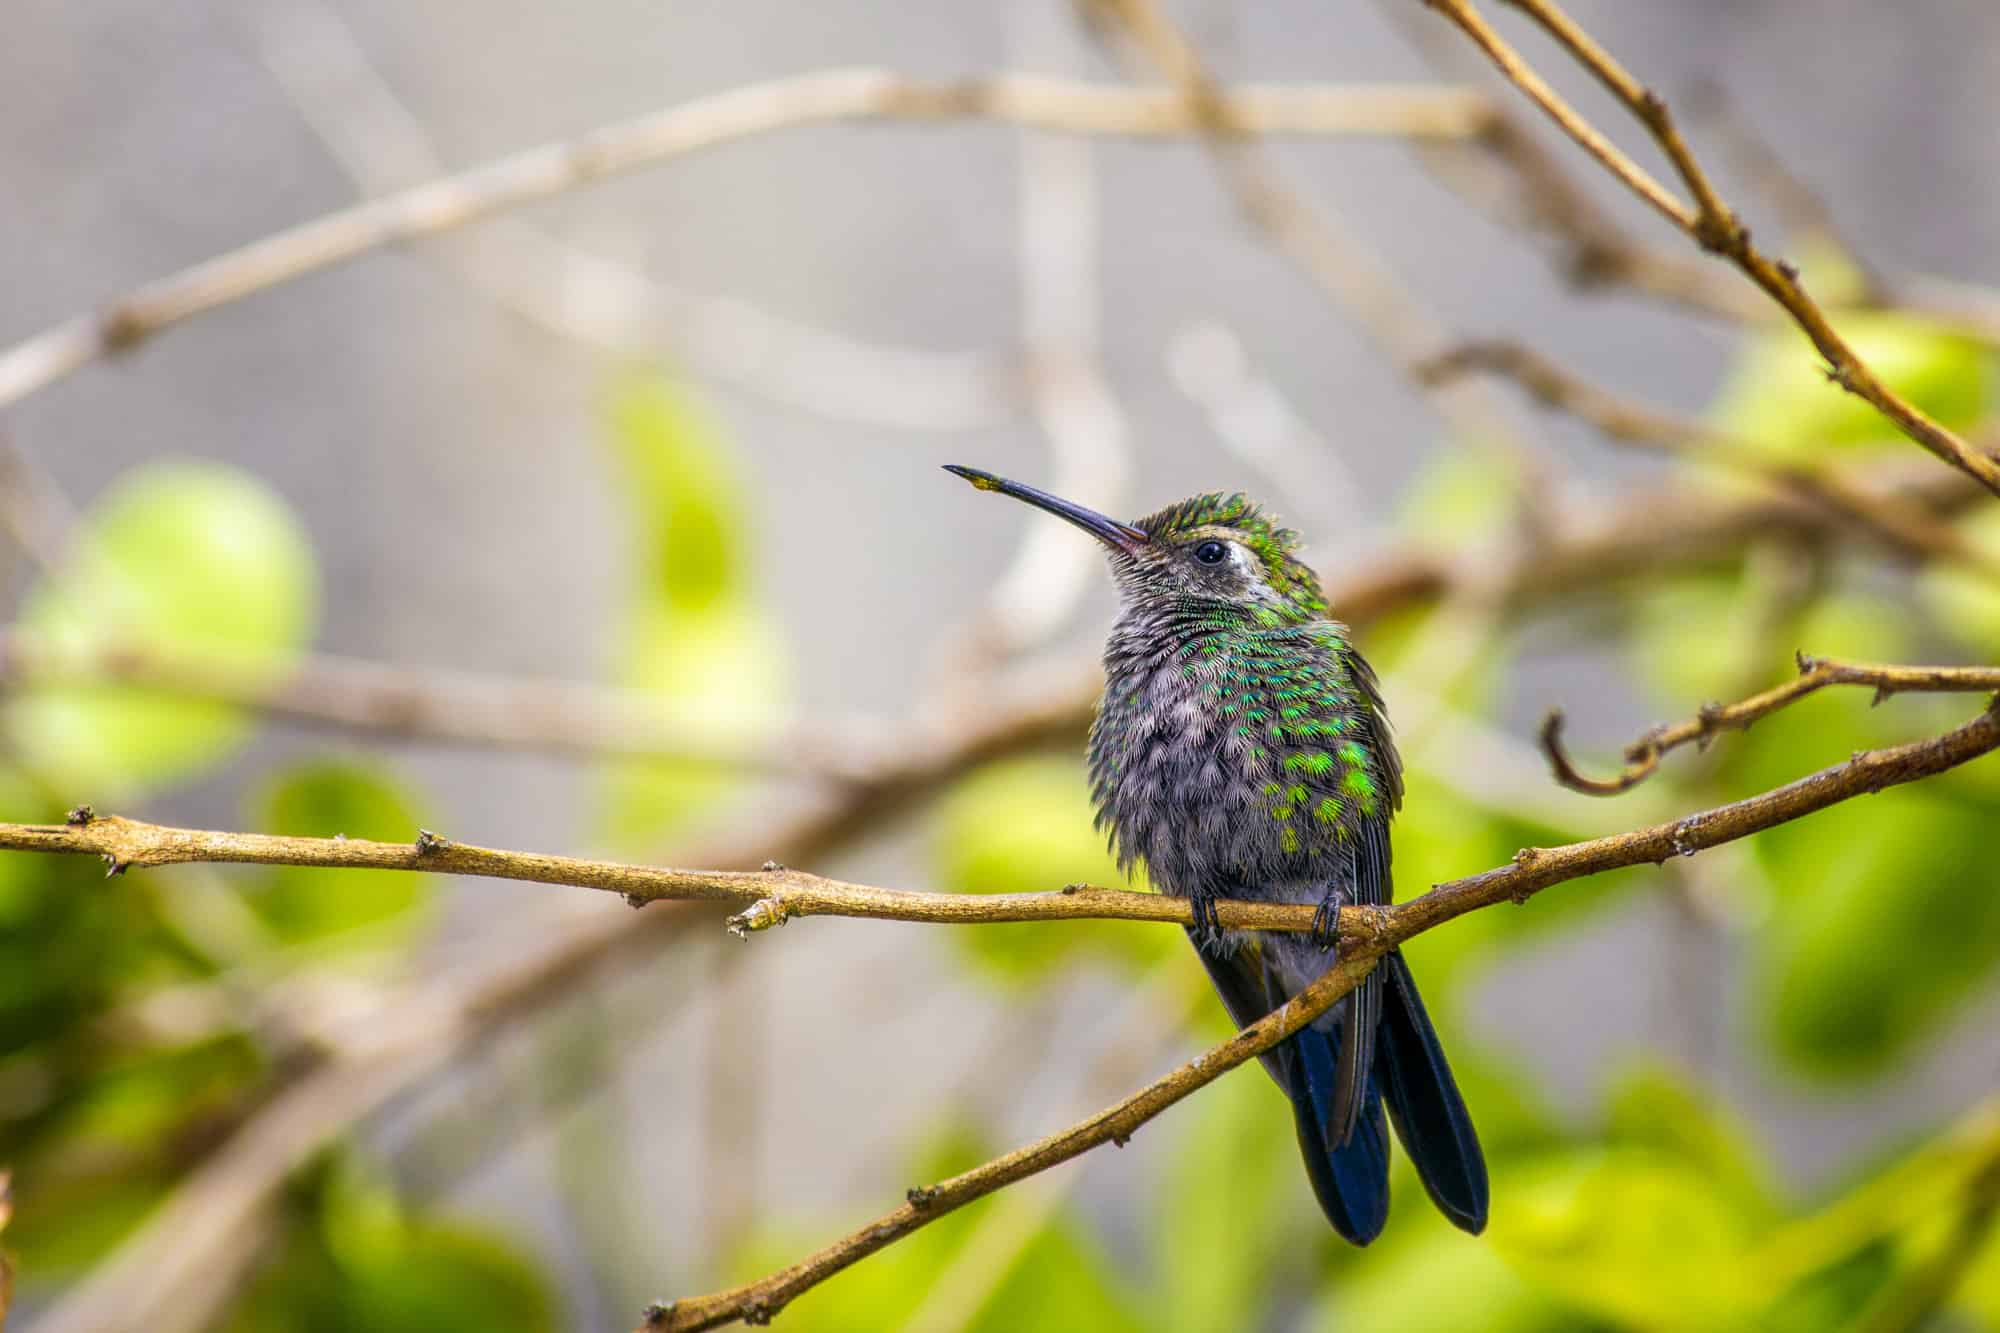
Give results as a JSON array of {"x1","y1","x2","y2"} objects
[
  {"x1": 1377, "y1": 949, "x2": 1489, "y2": 1233},
  {"x1": 1331, "y1": 641, "x2": 1398, "y2": 1147},
  {"x1": 1331, "y1": 820, "x2": 1389, "y2": 1147}
]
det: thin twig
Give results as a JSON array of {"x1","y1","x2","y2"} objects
[
  {"x1": 1418, "y1": 339, "x2": 2000, "y2": 577},
  {"x1": 1091, "y1": 0, "x2": 1549, "y2": 489},
  {"x1": 1540, "y1": 655, "x2": 2000, "y2": 796},
  {"x1": 947, "y1": 16, "x2": 1133, "y2": 671},
  {"x1": 248, "y1": 0, "x2": 1014, "y2": 434},
  {"x1": 1418, "y1": 0, "x2": 2000, "y2": 496},
  {"x1": 1, "y1": 810, "x2": 1324, "y2": 935},
  {"x1": 641, "y1": 696, "x2": 2000, "y2": 1330},
  {"x1": 12, "y1": 457, "x2": 1978, "y2": 768},
  {"x1": 0, "y1": 71, "x2": 1489, "y2": 411},
  {"x1": 0, "y1": 630, "x2": 881, "y2": 776}
]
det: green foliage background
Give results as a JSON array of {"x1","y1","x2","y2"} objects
[{"x1": 3, "y1": 317, "x2": 2000, "y2": 1331}]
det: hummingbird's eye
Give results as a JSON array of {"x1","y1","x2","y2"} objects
[{"x1": 1193, "y1": 540, "x2": 1228, "y2": 565}]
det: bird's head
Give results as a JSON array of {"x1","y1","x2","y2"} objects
[{"x1": 944, "y1": 465, "x2": 1327, "y2": 625}]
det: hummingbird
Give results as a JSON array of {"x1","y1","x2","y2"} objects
[{"x1": 944, "y1": 465, "x2": 1487, "y2": 1244}]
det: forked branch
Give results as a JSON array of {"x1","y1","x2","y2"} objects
[
  {"x1": 642, "y1": 695, "x2": 2000, "y2": 1330},
  {"x1": 1418, "y1": 0, "x2": 2000, "y2": 496},
  {"x1": 1541, "y1": 655, "x2": 2000, "y2": 796}
]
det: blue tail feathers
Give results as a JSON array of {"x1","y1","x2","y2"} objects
[
  {"x1": 1283, "y1": 1017, "x2": 1391, "y2": 1244},
  {"x1": 1376, "y1": 950, "x2": 1489, "y2": 1233},
  {"x1": 1198, "y1": 936, "x2": 1487, "y2": 1243}
]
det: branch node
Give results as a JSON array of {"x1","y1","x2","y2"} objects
[
  {"x1": 414, "y1": 829, "x2": 450, "y2": 856},
  {"x1": 905, "y1": 1184, "x2": 941, "y2": 1209},
  {"x1": 760, "y1": 859, "x2": 786, "y2": 872},
  {"x1": 624, "y1": 893, "x2": 650, "y2": 910},
  {"x1": 97, "y1": 305, "x2": 152, "y2": 354},
  {"x1": 1775, "y1": 257, "x2": 1800, "y2": 283},
  {"x1": 66, "y1": 804, "x2": 95, "y2": 826},
  {"x1": 1694, "y1": 701, "x2": 1727, "y2": 750},
  {"x1": 744, "y1": 1300, "x2": 776, "y2": 1327},
  {"x1": 1795, "y1": 649, "x2": 1819, "y2": 675},
  {"x1": 1060, "y1": 882, "x2": 1085, "y2": 895},
  {"x1": 1670, "y1": 819, "x2": 1700, "y2": 857},
  {"x1": 102, "y1": 855, "x2": 127, "y2": 878},
  {"x1": 642, "y1": 1302, "x2": 675, "y2": 1327},
  {"x1": 727, "y1": 897, "x2": 790, "y2": 939}
]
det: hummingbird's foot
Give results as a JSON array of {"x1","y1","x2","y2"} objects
[
  {"x1": 1309, "y1": 888, "x2": 1346, "y2": 953},
  {"x1": 1187, "y1": 891, "x2": 1224, "y2": 952}
]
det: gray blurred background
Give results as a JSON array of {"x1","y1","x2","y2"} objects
[{"x1": 7, "y1": 0, "x2": 2000, "y2": 1326}]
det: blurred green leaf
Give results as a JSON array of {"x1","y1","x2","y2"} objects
[
  {"x1": 223, "y1": 1158, "x2": 555, "y2": 1333},
  {"x1": 932, "y1": 756, "x2": 1174, "y2": 985},
  {"x1": 7, "y1": 462, "x2": 318, "y2": 798},
  {"x1": 597, "y1": 376, "x2": 790, "y2": 853},
  {"x1": 1709, "y1": 313, "x2": 1992, "y2": 455},
  {"x1": 1487, "y1": 1147, "x2": 1762, "y2": 1330},
  {"x1": 723, "y1": 1126, "x2": 1142, "y2": 1332},
  {"x1": 1955, "y1": 1212, "x2": 2000, "y2": 1328},
  {"x1": 1395, "y1": 449, "x2": 1523, "y2": 550},
  {"x1": 6, "y1": 1171, "x2": 177, "y2": 1276},
  {"x1": 10, "y1": 1035, "x2": 263, "y2": 1274},
  {"x1": 1317, "y1": 1211, "x2": 1583, "y2": 1333},
  {"x1": 1392, "y1": 769, "x2": 1644, "y2": 1005},
  {"x1": 607, "y1": 378, "x2": 747, "y2": 615},
  {"x1": 1919, "y1": 504, "x2": 2000, "y2": 657},
  {"x1": 961, "y1": 1218, "x2": 1146, "y2": 1333},
  {"x1": 1150, "y1": 1061, "x2": 1296, "y2": 1332},
  {"x1": 1602, "y1": 1064, "x2": 1774, "y2": 1221},
  {"x1": 599, "y1": 602, "x2": 789, "y2": 852},
  {"x1": 243, "y1": 759, "x2": 433, "y2": 948},
  {"x1": 1755, "y1": 787, "x2": 2000, "y2": 1078}
]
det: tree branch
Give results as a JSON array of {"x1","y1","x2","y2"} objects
[
  {"x1": 0, "y1": 71, "x2": 1487, "y2": 411},
  {"x1": 640, "y1": 695, "x2": 2000, "y2": 1330},
  {"x1": 6, "y1": 687, "x2": 1996, "y2": 1329},
  {"x1": 1418, "y1": 340, "x2": 2000, "y2": 578},
  {"x1": 17, "y1": 651, "x2": 1103, "y2": 1333},
  {"x1": 1540, "y1": 655, "x2": 2000, "y2": 795},
  {"x1": 11, "y1": 808, "x2": 1325, "y2": 935},
  {"x1": 1417, "y1": 0, "x2": 2000, "y2": 496},
  {"x1": 0, "y1": 458, "x2": 1979, "y2": 772},
  {"x1": 0, "y1": 630, "x2": 873, "y2": 776}
]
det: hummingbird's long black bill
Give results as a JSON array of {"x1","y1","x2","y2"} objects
[{"x1": 943, "y1": 465, "x2": 1149, "y2": 555}]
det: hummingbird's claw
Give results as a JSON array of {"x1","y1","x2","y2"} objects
[
  {"x1": 1187, "y1": 891, "x2": 1224, "y2": 952},
  {"x1": 1309, "y1": 889, "x2": 1345, "y2": 953}
]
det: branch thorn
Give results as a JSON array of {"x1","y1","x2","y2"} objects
[{"x1": 727, "y1": 897, "x2": 790, "y2": 938}]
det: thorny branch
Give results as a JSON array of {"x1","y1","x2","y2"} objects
[
  {"x1": 640, "y1": 694, "x2": 2000, "y2": 1330},
  {"x1": 1540, "y1": 655, "x2": 2000, "y2": 796},
  {"x1": 1417, "y1": 0, "x2": 2000, "y2": 497}
]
